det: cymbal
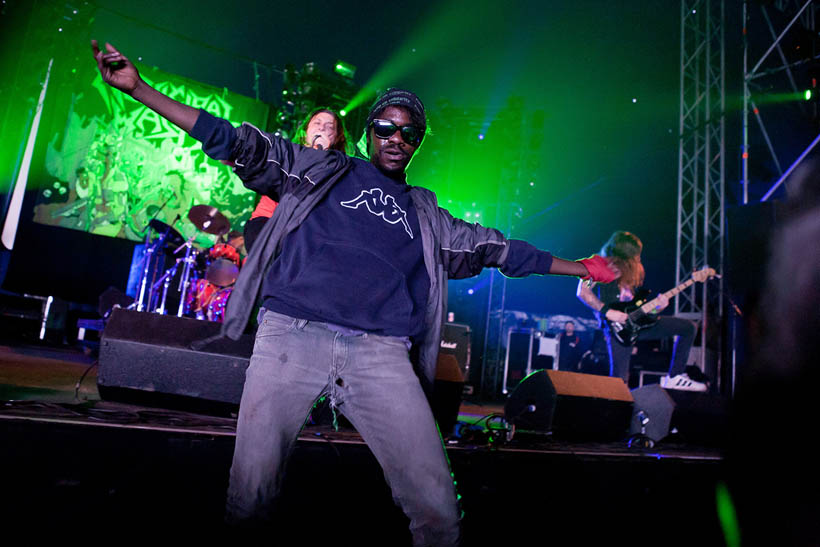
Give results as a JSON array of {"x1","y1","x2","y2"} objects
[
  {"x1": 148, "y1": 218, "x2": 185, "y2": 248},
  {"x1": 188, "y1": 205, "x2": 230, "y2": 235}
]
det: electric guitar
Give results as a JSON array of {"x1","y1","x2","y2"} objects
[{"x1": 606, "y1": 267, "x2": 717, "y2": 346}]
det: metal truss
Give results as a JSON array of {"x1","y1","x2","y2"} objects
[
  {"x1": 676, "y1": 0, "x2": 726, "y2": 376},
  {"x1": 743, "y1": 0, "x2": 820, "y2": 202}
]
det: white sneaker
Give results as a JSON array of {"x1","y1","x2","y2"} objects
[{"x1": 661, "y1": 373, "x2": 707, "y2": 392}]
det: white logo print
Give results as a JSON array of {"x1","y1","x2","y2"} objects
[{"x1": 340, "y1": 188, "x2": 414, "y2": 238}]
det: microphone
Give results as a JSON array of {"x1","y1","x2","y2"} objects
[
  {"x1": 315, "y1": 143, "x2": 324, "y2": 150},
  {"x1": 312, "y1": 134, "x2": 323, "y2": 150}
]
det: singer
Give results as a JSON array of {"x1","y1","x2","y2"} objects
[
  {"x1": 243, "y1": 108, "x2": 349, "y2": 252},
  {"x1": 92, "y1": 39, "x2": 620, "y2": 544}
]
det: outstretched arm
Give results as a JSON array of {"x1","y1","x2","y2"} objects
[
  {"x1": 549, "y1": 255, "x2": 618, "y2": 279},
  {"x1": 498, "y1": 241, "x2": 620, "y2": 284},
  {"x1": 91, "y1": 40, "x2": 199, "y2": 132}
]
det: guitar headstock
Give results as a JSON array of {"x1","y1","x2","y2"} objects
[{"x1": 691, "y1": 267, "x2": 717, "y2": 283}]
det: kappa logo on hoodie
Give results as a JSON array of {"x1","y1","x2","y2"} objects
[{"x1": 340, "y1": 187, "x2": 414, "y2": 239}]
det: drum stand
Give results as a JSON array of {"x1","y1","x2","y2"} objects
[
  {"x1": 135, "y1": 232, "x2": 167, "y2": 312},
  {"x1": 152, "y1": 258, "x2": 181, "y2": 315},
  {"x1": 175, "y1": 237, "x2": 198, "y2": 317}
]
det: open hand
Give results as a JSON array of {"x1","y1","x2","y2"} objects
[{"x1": 91, "y1": 40, "x2": 141, "y2": 94}]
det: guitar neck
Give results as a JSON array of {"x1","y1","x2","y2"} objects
[{"x1": 638, "y1": 279, "x2": 696, "y2": 314}]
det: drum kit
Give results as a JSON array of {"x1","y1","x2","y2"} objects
[{"x1": 133, "y1": 205, "x2": 242, "y2": 322}]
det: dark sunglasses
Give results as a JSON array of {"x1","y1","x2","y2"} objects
[{"x1": 370, "y1": 119, "x2": 424, "y2": 146}]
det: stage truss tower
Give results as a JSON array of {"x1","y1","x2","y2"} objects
[{"x1": 676, "y1": 0, "x2": 726, "y2": 384}]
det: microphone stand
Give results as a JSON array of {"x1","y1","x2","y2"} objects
[{"x1": 134, "y1": 193, "x2": 175, "y2": 312}]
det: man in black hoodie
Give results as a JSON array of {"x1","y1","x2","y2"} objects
[{"x1": 93, "y1": 40, "x2": 619, "y2": 544}]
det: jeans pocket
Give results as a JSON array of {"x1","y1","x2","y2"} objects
[
  {"x1": 256, "y1": 310, "x2": 299, "y2": 339},
  {"x1": 369, "y1": 334, "x2": 411, "y2": 352}
]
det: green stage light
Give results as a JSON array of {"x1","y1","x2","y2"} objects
[
  {"x1": 340, "y1": 109, "x2": 347, "y2": 117},
  {"x1": 342, "y1": 0, "x2": 506, "y2": 117},
  {"x1": 805, "y1": 89, "x2": 813, "y2": 101},
  {"x1": 334, "y1": 60, "x2": 356, "y2": 80}
]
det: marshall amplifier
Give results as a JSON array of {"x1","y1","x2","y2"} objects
[
  {"x1": 438, "y1": 322, "x2": 471, "y2": 384},
  {"x1": 434, "y1": 322, "x2": 473, "y2": 435}
]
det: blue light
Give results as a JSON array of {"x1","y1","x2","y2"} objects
[
  {"x1": 467, "y1": 289, "x2": 475, "y2": 295},
  {"x1": 478, "y1": 133, "x2": 485, "y2": 140}
]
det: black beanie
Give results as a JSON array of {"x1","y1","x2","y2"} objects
[{"x1": 365, "y1": 88, "x2": 427, "y2": 133}]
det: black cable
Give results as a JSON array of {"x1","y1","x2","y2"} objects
[
  {"x1": 472, "y1": 411, "x2": 504, "y2": 427},
  {"x1": 74, "y1": 359, "x2": 98, "y2": 401}
]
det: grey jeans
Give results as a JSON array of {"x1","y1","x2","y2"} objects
[{"x1": 226, "y1": 310, "x2": 461, "y2": 546}]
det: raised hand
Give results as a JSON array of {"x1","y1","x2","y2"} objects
[
  {"x1": 91, "y1": 40, "x2": 141, "y2": 94},
  {"x1": 89, "y1": 39, "x2": 200, "y2": 132}
]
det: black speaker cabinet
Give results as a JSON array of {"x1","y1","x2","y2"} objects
[
  {"x1": 439, "y1": 322, "x2": 471, "y2": 383},
  {"x1": 504, "y1": 369, "x2": 634, "y2": 441},
  {"x1": 98, "y1": 308, "x2": 254, "y2": 411},
  {"x1": 630, "y1": 384, "x2": 729, "y2": 445},
  {"x1": 99, "y1": 308, "x2": 470, "y2": 429}
]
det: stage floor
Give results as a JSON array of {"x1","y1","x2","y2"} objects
[{"x1": 0, "y1": 341, "x2": 727, "y2": 544}]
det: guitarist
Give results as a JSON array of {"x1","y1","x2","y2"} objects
[{"x1": 577, "y1": 231, "x2": 706, "y2": 391}]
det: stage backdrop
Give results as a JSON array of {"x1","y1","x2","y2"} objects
[{"x1": 31, "y1": 63, "x2": 269, "y2": 247}]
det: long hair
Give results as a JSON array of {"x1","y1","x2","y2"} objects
[
  {"x1": 291, "y1": 107, "x2": 351, "y2": 154},
  {"x1": 600, "y1": 231, "x2": 645, "y2": 290}
]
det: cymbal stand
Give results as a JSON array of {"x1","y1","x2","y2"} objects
[
  {"x1": 135, "y1": 231, "x2": 167, "y2": 312},
  {"x1": 176, "y1": 236, "x2": 198, "y2": 317},
  {"x1": 153, "y1": 258, "x2": 182, "y2": 315}
]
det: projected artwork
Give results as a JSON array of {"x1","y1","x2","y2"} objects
[{"x1": 32, "y1": 64, "x2": 269, "y2": 246}]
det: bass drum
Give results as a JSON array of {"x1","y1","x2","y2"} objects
[
  {"x1": 185, "y1": 278, "x2": 217, "y2": 318},
  {"x1": 207, "y1": 286, "x2": 233, "y2": 323}
]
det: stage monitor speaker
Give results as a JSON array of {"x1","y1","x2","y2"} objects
[
  {"x1": 630, "y1": 384, "x2": 729, "y2": 445},
  {"x1": 98, "y1": 308, "x2": 254, "y2": 412},
  {"x1": 99, "y1": 308, "x2": 472, "y2": 429},
  {"x1": 504, "y1": 369, "x2": 634, "y2": 441}
]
